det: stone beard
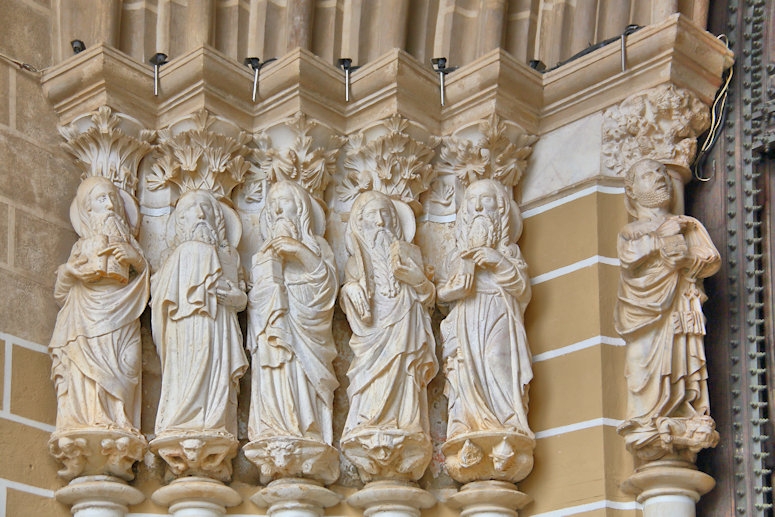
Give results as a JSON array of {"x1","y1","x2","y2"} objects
[
  {"x1": 151, "y1": 190, "x2": 248, "y2": 442},
  {"x1": 615, "y1": 159, "x2": 721, "y2": 461},
  {"x1": 339, "y1": 190, "x2": 438, "y2": 481},
  {"x1": 245, "y1": 181, "x2": 339, "y2": 484},
  {"x1": 50, "y1": 177, "x2": 149, "y2": 436}
]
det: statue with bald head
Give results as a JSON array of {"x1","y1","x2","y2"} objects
[{"x1": 616, "y1": 159, "x2": 721, "y2": 462}]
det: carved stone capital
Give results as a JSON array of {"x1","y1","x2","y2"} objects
[
  {"x1": 55, "y1": 475, "x2": 145, "y2": 517},
  {"x1": 148, "y1": 109, "x2": 253, "y2": 201},
  {"x1": 150, "y1": 433, "x2": 239, "y2": 483},
  {"x1": 446, "y1": 480, "x2": 532, "y2": 517},
  {"x1": 602, "y1": 84, "x2": 710, "y2": 180},
  {"x1": 437, "y1": 113, "x2": 537, "y2": 191},
  {"x1": 243, "y1": 436, "x2": 339, "y2": 486},
  {"x1": 618, "y1": 414, "x2": 719, "y2": 464},
  {"x1": 341, "y1": 429, "x2": 433, "y2": 483},
  {"x1": 49, "y1": 430, "x2": 147, "y2": 482},
  {"x1": 347, "y1": 480, "x2": 436, "y2": 517},
  {"x1": 339, "y1": 115, "x2": 438, "y2": 211},
  {"x1": 59, "y1": 106, "x2": 154, "y2": 195},
  {"x1": 443, "y1": 432, "x2": 535, "y2": 485},
  {"x1": 621, "y1": 459, "x2": 715, "y2": 517},
  {"x1": 251, "y1": 478, "x2": 341, "y2": 517},
  {"x1": 151, "y1": 477, "x2": 242, "y2": 517},
  {"x1": 253, "y1": 112, "x2": 342, "y2": 203}
]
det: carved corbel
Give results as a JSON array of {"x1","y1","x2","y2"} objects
[{"x1": 602, "y1": 84, "x2": 711, "y2": 213}]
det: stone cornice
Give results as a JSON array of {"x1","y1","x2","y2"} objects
[{"x1": 41, "y1": 14, "x2": 733, "y2": 136}]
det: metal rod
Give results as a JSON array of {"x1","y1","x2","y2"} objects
[
  {"x1": 620, "y1": 33, "x2": 627, "y2": 72},
  {"x1": 149, "y1": 53, "x2": 168, "y2": 97},
  {"x1": 439, "y1": 72, "x2": 446, "y2": 106},
  {"x1": 252, "y1": 67, "x2": 259, "y2": 102},
  {"x1": 344, "y1": 68, "x2": 350, "y2": 102}
]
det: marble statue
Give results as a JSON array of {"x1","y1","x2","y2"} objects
[
  {"x1": 49, "y1": 176, "x2": 150, "y2": 480},
  {"x1": 340, "y1": 190, "x2": 438, "y2": 482},
  {"x1": 615, "y1": 159, "x2": 721, "y2": 462},
  {"x1": 438, "y1": 179, "x2": 535, "y2": 483},
  {"x1": 150, "y1": 189, "x2": 249, "y2": 480},
  {"x1": 244, "y1": 180, "x2": 340, "y2": 485}
]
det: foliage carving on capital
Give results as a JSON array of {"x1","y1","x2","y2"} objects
[
  {"x1": 339, "y1": 115, "x2": 438, "y2": 208},
  {"x1": 437, "y1": 114, "x2": 538, "y2": 189},
  {"x1": 59, "y1": 106, "x2": 154, "y2": 194},
  {"x1": 148, "y1": 109, "x2": 253, "y2": 199},
  {"x1": 602, "y1": 84, "x2": 710, "y2": 178},
  {"x1": 253, "y1": 112, "x2": 341, "y2": 203}
]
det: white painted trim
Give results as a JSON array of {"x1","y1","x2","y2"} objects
[
  {"x1": 530, "y1": 255, "x2": 619, "y2": 286},
  {"x1": 0, "y1": 332, "x2": 47, "y2": 354},
  {"x1": 0, "y1": 478, "x2": 55, "y2": 499},
  {"x1": 0, "y1": 411, "x2": 56, "y2": 433},
  {"x1": 531, "y1": 498, "x2": 641, "y2": 516},
  {"x1": 534, "y1": 417, "x2": 623, "y2": 440},
  {"x1": 522, "y1": 185, "x2": 625, "y2": 219},
  {"x1": 533, "y1": 335, "x2": 625, "y2": 363}
]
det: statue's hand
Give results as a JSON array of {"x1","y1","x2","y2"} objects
[
  {"x1": 439, "y1": 272, "x2": 473, "y2": 301},
  {"x1": 100, "y1": 242, "x2": 141, "y2": 268},
  {"x1": 268, "y1": 237, "x2": 317, "y2": 269},
  {"x1": 216, "y1": 280, "x2": 248, "y2": 310},
  {"x1": 656, "y1": 217, "x2": 684, "y2": 238},
  {"x1": 392, "y1": 255, "x2": 427, "y2": 286},
  {"x1": 64, "y1": 261, "x2": 101, "y2": 283},
  {"x1": 343, "y1": 283, "x2": 371, "y2": 324},
  {"x1": 461, "y1": 247, "x2": 501, "y2": 269}
]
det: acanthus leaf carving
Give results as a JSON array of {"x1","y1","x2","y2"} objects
[
  {"x1": 339, "y1": 115, "x2": 438, "y2": 209},
  {"x1": 253, "y1": 112, "x2": 341, "y2": 203},
  {"x1": 437, "y1": 113, "x2": 537, "y2": 189},
  {"x1": 59, "y1": 106, "x2": 154, "y2": 194},
  {"x1": 148, "y1": 109, "x2": 253, "y2": 200},
  {"x1": 602, "y1": 84, "x2": 711, "y2": 178}
]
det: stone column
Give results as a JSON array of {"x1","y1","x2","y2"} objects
[
  {"x1": 622, "y1": 460, "x2": 715, "y2": 517},
  {"x1": 51, "y1": 106, "x2": 154, "y2": 517},
  {"x1": 436, "y1": 114, "x2": 539, "y2": 517}
]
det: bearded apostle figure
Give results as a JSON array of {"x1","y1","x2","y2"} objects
[
  {"x1": 244, "y1": 181, "x2": 340, "y2": 485},
  {"x1": 49, "y1": 176, "x2": 150, "y2": 480},
  {"x1": 615, "y1": 159, "x2": 721, "y2": 461},
  {"x1": 340, "y1": 190, "x2": 438, "y2": 482},
  {"x1": 150, "y1": 189, "x2": 248, "y2": 481},
  {"x1": 438, "y1": 179, "x2": 535, "y2": 483}
]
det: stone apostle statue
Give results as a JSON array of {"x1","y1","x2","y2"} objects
[
  {"x1": 339, "y1": 190, "x2": 438, "y2": 482},
  {"x1": 49, "y1": 176, "x2": 149, "y2": 480},
  {"x1": 615, "y1": 159, "x2": 721, "y2": 461},
  {"x1": 150, "y1": 189, "x2": 248, "y2": 480},
  {"x1": 438, "y1": 179, "x2": 534, "y2": 483},
  {"x1": 245, "y1": 180, "x2": 340, "y2": 485}
]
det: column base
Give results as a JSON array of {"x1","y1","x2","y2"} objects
[
  {"x1": 621, "y1": 459, "x2": 715, "y2": 517},
  {"x1": 251, "y1": 478, "x2": 341, "y2": 516},
  {"x1": 347, "y1": 480, "x2": 436, "y2": 517},
  {"x1": 55, "y1": 475, "x2": 145, "y2": 517},
  {"x1": 447, "y1": 480, "x2": 531, "y2": 517},
  {"x1": 151, "y1": 476, "x2": 242, "y2": 517}
]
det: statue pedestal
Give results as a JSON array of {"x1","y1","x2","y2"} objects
[
  {"x1": 251, "y1": 478, "x2": 341, "y2": 517},
  {"x1": 347, "y1": 480, "x2": 436, "y2": 517},
  {"x1": 447, "y1": 480, "x2": 531, "y2": 517},
  {"x1": 151, "y1": 477, "x2": 242, "y2": 517},
  {"x1": 55, "y1": 475, "x2": 144, "y2": 517},
  {"x1": 621, "y1": 460, "x2": 715, "y2": 517}
]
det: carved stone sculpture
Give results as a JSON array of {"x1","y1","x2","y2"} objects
[
  {"x1": 438, "y1": 179, "x2": 535, "y2": 484},
  {"x1": 150, "y1": 189, "x2": 249, "y2": 481},
  {"x1": 49, "y1": 176, "x2": 150, "y2": 481},
  {"x1": 340, "y1": 190, "x2": 438, "y2": 482},
  {"x1": 615, "y1": 159, "x2": 721, "y2": 462},
  {"x1": 244, "y1": 180, "x2": 340, "y2": 486}
]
